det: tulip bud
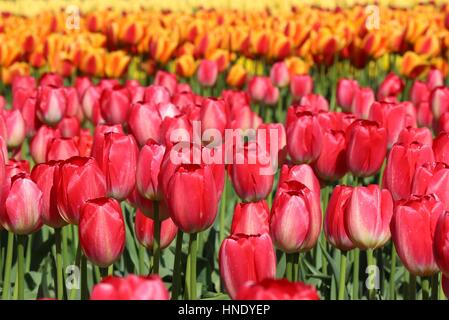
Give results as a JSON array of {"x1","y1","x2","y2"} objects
[
  {"x1": 81, "y1": 85, "x2": 102, "y2": 121},
  {"x1": 248, "y1": 76, "x2": 269, "y2": 102},
  {"x1": 46, "y1": 137, "x2": 80, "y2": 162},
  {"x1": 197, "y1": 60, "x2": 218, "y2": 87},
  {"x1": 431, "y1": 87, "x2": 449, "y2": 121},
  {"x1": 391, "y1": 195, "x2": 442, "y2": 276},
  {"x1": 384, "y1": 142, "x2": 435, "y2": 201},
  {"x1": 19, "y1": 95, "x2": 38, "y2": 137},
  {"x1": 100, "y1": 133, "x2": 138, "y2": 201},
  {"x1": 270, "y1": 62, "x2": 290, "y2": 87},
  {"x1": 433, "y1": 132, "x2": 449, "y2": 165},
  {"x1": 270, "y1": 181, "x2": 321, "y2": 253},
  {"x1": 345, "y1": 184, "x2": 393, "y2": 249},
  {"x1": 57, "y1": 116, "x2": 81, "y2": 138},
  {"x1": 369, "y1": 101, "x2": 408, "y2": 148},
  {"x1": 337, "y1": 78, "x2": 359, "y2": 111},
  {"x1": 128, "y1": 103, "x2": 162, "y2": 146},
  {"x1": 290, "y1": 74, "x2": 313, "y2": 101},
  {"x1": 236, "y1": 278, "x2": 320, "y2": 300},
  {"x1": 143, "y1": 85, "x2": 170, "y2": 106},
  {"x1": 79, "y1": 197, "x2": 125, "y2": 267},
  {"x1": 136, "y1": 139, "x2": 166, "y2": 201},
  {"x1": 100, "y1": 86, "x2": 131, "y2": 125},
  {"x1": 91, "y1": 124, "x2": 124, "y2": 162},
  {"x1": 286, "y1": 109, "x2": 322, "y2": 164},
  {"x1": 36, "y1": 85, "x2": 67, "y2": 125},
  {"x1": 434, "y1": 211, "x2": 449, "y2": 277},
  {"x1": 135, "y1": 209, "x2": 178, "y2": 250},
  {"x1": 377, "y1": 73, "x2": 404, "y2": 101},
  {"x1": 230, "y1": 200, "x2": 270, "y2": 236},
  {"x1": 351, "y1": 87, "x2": 375, "y2": 119},
  {"x1": 397, "y1": 126, "x2": 433, "y2": 147},
  {"x1": 200, "y1": 98, "x2": 227, "y2": 139},
  {"x1": 263, "y1": 85, "x2": 279, "y2": 106},
  {"x1": 427, "y1": 69, "x2": 444, "y2": 90},
  {"x1": 410, "y1": 80, "x2": 430, "y2": 105},
  {"x1": 219, "y1": 233, "x2": 276, "y2": 299},
  {"x1": 345, "y1": 120, "x2": 387, "y2": 177},
  {"x1": 3, "y1": 109, "x2": 26, "y2": 148},
  {"x1": 90, "y1": 275, "x2": 169, "y2": 300},
  {"x1": 57, "y1": 157, "x2": 107, "y2": 225},
  {"x1": 228, "y1": 141, "x2": 274, "y2": 202},
  {"x1": 30, "y1": 126, "x2": 60, "y2": 164},
  {"x1": 0, "y1": 173, "x2": 42, "y2": 234},
  {"x1": 325, "y1": 185, "x2": 356, "y2": 251},
  {"x1": 64, "y1": 87, "x2": 83, "y2": 121},
  {"x1": 313, "y1": 129, "x2": 347, "y2": 181}
]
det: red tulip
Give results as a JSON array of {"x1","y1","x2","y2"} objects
[
  {"x1": 56, "y1": 157, "x2": 107, "y2": 225},
  {"x1": 0, "y1": 173, "x2": 42, "y2": 234},
  {"x1": 345, "y1": 120, "x2": 387, "y2": 177},
  {"x1": 300, "y1": 94, "x2": 329, "y2": 112},
  {"x1": 416, "y1": 101, "x2": 433, "y2": 128},
  {"x1": 36, "y1": 85, "x2": 67, "y2": 125},
  {"x1": 164, "y1": 163, "x2": 219, "y2": 233},
  {"x1": 100, "y1": 86, "x2": 131, "y2": 125},
  {"x1": 412, "y1": 162, "x2": 449, "y2": 211},
  {"x1": 143, "y1": 85, "x2": 171, "y2": 106},
  {"x1": 154, "y1": 70, "x2": 177, "y2": 96},
  {"x1": 270, "y1": 62, "x2": 290, "y2": 87},
  {"x1": 227, "y1": 140, "x2": 274, "y2": 202},
  {"x1": 81, "y1": 85, "x2": 102, "y2": 122},
  {"x1": 286, "y1": 109, "x2": 322, "y2": 164},
  {"x1": 219, "y1": 233, "x2": 276, "y2": 299},
  {"x1": 40, "y1": 73, "x2": 63, "y2": 87},
  {"x1": 19, "y1": 95, "x2": 38, "y2": 137},
  {"x1": 136, "y1": 139, "x2": 166, "y2": 201},
  {"x1": 135, "y1": 209, "x2": 178, "y2": 250},
  {"x1": 264, "y1": 85, "x2": 279, "y2": 106},
  {"x1": 230, "y1": 200, "x2": 270, "y2": 236},
  {"x1": 270, "y1": 181, "x2": 321, "y2": 253},
  {"x1": 384, "y1": 142, "x2": 434, "y2": 201},
  {"x1": 248, "y1": 76, "x2": 269, "y2": 102},
  {"x1": 12, "y1": 75, "x2": 36, "y2": 93},
  {"x1": 235, "y1": 278, "x2": 320, "y2": 300},
  {"x1": 57, "y1": 116, "x2": 81, "y2": 138},
  {"x1": 369, "y1": 101, "x2": 407, "y2": 148},
  {"x1": 279, "y1": 164, "x2": 321, "y2": 200},
  {"x1": 410, "y1": 80, "x2": 430, "y2": 106},
  {"x1": 313, "y1": 129, "x2": 347, "y2": 181},
  {"x1": 377, "y1": 73, "x2": 404, "y2": 101},
  {"x1": 427, "y1": 69, "x2": 444, "y2": 90},
  {"x1": 397, "y1": 126, "x2": 433, "y2": 147},
  {"x1": 3, "y1": 109, "x2": 26, "y2": 148},
  {"x1": 337, "y1": 78, "x2": 359, "y2": 112},
  {"x1": 128, "y1": 102, "x2": 162, "y2": 146},
  {"x1": 436, "y1": 112, "x2": 449, "y2": 134},
  {"x1": 434, "y1": 211, "x2": 449, "y2": 277},
  {"x1": 197, "y1": 59, "x2": 218, "y2": 87},
  {"x1": 290, "y1": 74, "x2": 313, "y2": 101},
  {"x1": 64, "y1": 87, "x2": 83, "y2": 121},
  {"x1": 100, "y1": 132, "x2": 138, "y2": 201},
  {"x1": 79, "y1": 197, "x2": 125, "y2": 267},
  {"x1": 90, "y1": 275, "x2": 169, "y2": 300},
  {"x1": 75, "y1": 129, "x2": 93, "y2": 157},
  {"x1": 324, "y1": 185, "x2": 355, "y2": 251},
  {"x1": 74, "y1": 76, "x2": 92, "y2": 99},
  {"x1": 91, "y1": 123, "x2": 124, "y2": 161},
  {"x1": 200, "y1": 98, "x2": 227, "y2": 139},
  {"x1": 431, "y1": 87, "x2": 449, "y2": 121},
  {"x1": 257, "y1": 123, "x2": 287, "y2": 168},
  {"x1": 46, "y1": 137, "x2": 80, "y2": 161},
  {"x1": 391, "y1": 195, "x2": 442, "y2": 276},
  {"x1": 30, "y1": 161, "x2": 67, "y2": 228},
  {"x1": 351, "y1": 87, "x2": 374, "y2": 119},
  {"x1": 433, "y1": 132, "x2": 449, "y2": 165}
]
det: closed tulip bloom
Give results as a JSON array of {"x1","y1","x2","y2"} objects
[
  {"x1": 128, "y1": 102, "x2": 162, "y2": 146},
  {"x1": 264, "y1": 85, "x2": 279, "y2": 106},
  {"x1": 197, "y1": 59, "x2": 218, "y2": 87},
  {"x1": 164, "y1": 163, "x2": 219, "y2": 233},
  {"x1": 286, "y1": 110, "x2": 322, "y2": 164},
  {"x1": 76, "y1": 129, "x2": 94, "y2": 157},
  {"x1": 64, "y1": 87, "x2": 83, "y2": 121},
  {"x1": 19, "y1": 95, "x2": 38, "y2": 137},
  {"x1": 270, "y1": 62, "x2": 290, "y2": 87},
  {"x1": 154, "y1": 70, "x2": 177, "y2": 96},
  {"x1": 219, "y1": 233, "x2": 276, "y2": 299},
  {"x1": 337, "y1": 78, "x2": 359, "y2": 112},
  {"x1": 3, "y1": 109, "x2": 26, "y2": 148},
  {"x1": 90, "y1": 275, "x2": 169, "y2": 300},
  {"x1": 74, "y1": 76, "x2": 92, "y2": 99},
  {"x1": 434, "y1": 212, "x2": 449, "y2": 277},
  {"x1": 40, "y1": 73, "x2": 63, "y2": 87},
  {"x1": 57, "y1": 116, "x2": 81, "y2": 138},
  {"x1": 433, "y1": 132, "x2": 449, "y2": 165},
  {"x1": 143, "y1": 85, "x2": 171, "y2": 106},
  {"x1": 325, "y1": 185, "x2": 356, "y2": 251},
  {"x1": 81, "y1": 85, "x2": 102, "y2": 121},
  {"x1": 236, "y1": 279, "x2": 320, "y2": 300},
  {"x1": 30, "y1": 161, "x2": 67, "y2": 228},
  {"x1": 135, "y1": 209, "x2": 178, "y2": 250},
  {"x1": 369, "y1": 101, "x2": 407, "y2": 148},
  {"x1": 300, "y1": 94, "x2": 329, "y2": 112},
  {"x1": 290, "y1": 74, "x2": 313, "y2": 101},
  {"x1": 79, "y1": 197, "x2": 125, "y2": 267},
  {"x1": 377, "y1": 73, "x2": 404, "y2": 101},
  {"x1": 91, "y1": 124, "x2": 124, "y2": 162},
  {"x1": 397, "y1": 126, "x2": 433, "y2": 147},
  {"x1": 100, "y1": 86, "x2": 131, "y2": 125},
  {"x1": 0, "y1": 173, "x2": 43, "y2": 234},
  {"x1": 200, "y1": 98, "x2": 227, "y2": 138},
  {"x1": 351, "y1": 87, "x2": 375, "y2": 119},
  {"x1": 431, "y1": 87, "x2": 449, "y2": 121},
  {"x1": 231, "y1": 200, "x2": 270, "y2": 236},
  {"x1": 345, "y1": 184, "x2": 393, "y2": 249},
  {"x1": 100, "y1": 132, "x2": 138, "y2": 201},
  {"x1": 57, "y1": 157, "x2": 107, "y2": 225},
  {"x1": 427, "y1": 68, "x2": 444, "y2": 90},
  {"x1": 248, "y1": 76, "x2": 269, "y2": 102},
  {"x1": 391, "y1": 195, "x2": 443, "y2": 276},
  {"x1": 412, "y1": 162, "x2": 449, "y2": 210},
  {"x1": 384, "y1": 142, "x2": 435, "y2": 201},
  {"x1": 46, "y1": 137, "x2": 80, "y2": 162},
  {"x1": 270, "y1": 181, "x2": 321, "y2": 253},
  {"x1": 257, "y1": 123, "x2": 287, "y2": 168},
  {"x1": 228, "y1": 141, "x2": 274, "y2": 202},
  {"x1": 313, "y1": 129, "x2": 347, "y2": 181},
  {"x1": 136, "y1": 139, "x2": 166, "y2": 201},
  {"x1": 436, "y1": 112, "x2": 449, "y2": 134},
  {"x1": 410, "y1": 80, "x2": 429, "y2": 106},
  {"x1": 36, "y1": 85, "x2": 67, "y2": 125},
  {"x1": 345, "y1": 120, "x2": 387, "y2": 177}
]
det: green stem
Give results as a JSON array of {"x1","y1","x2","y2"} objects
[
  {"x1": 172, "y1": 230, "x2": 184, "y2": 300},
  {"x1": 366, "y1": 249, "x2": 376, "y2": 300},
  {"x1": 55, "y1": 228, "x2": 64, "y2": 300},
  {"x1": 25, "y1": 234, "x2": 32, "y2": 272},
  {"x1": 69, "y1": 243, "x2": 82, "y2": 300},
  {"x1": 431, "y1": 274, "x2": 439, "y2": 300},
  {"x1": 389, "y1": 245, "x2": 397, "y2": 300},
  {"x1": 352, "y1": 249, "x2": 360, "y2": 300},
  {"x1": 139, "y1": 245, "x2": 146, "y2": 275},
  {"x1": 152, "y1": 201, "x2": 161, "y2": 274},
  {"x1": 421, "y1": 277, "x2": 430, "y2": 300},
  {"x1": 188, "y1": 233, "x2": 198, "y2": 300},
  {"x1": 108, "y1": 264, "x2": 113, "y2": 276},
  {"x1": 439, "y1": 273, "x2": 445, "y2": 300},
  {"x1": 17, "y1": 235, "x2": 26, "y2": 300},
  {"x1": 219, "y1": 178, "x2": 228, "y2": 244},
  {"x1": 285, "y1": 253, "x2": 295, "y2": 281},
  {"x1": 62, "y1": 226, "x2": 68, "y2": 270},
  {"x1": 2, "y1": 232, "x2": 14, "y2": 300},
  {"x1": 338, "y1": 251, "x2": 347, "y2": 300},
  {"x1": 80, "y1": 255, "x2": 88, "y2": 300},
  {"x1": 409, "y1": 274, "x2": 417, "y2": 300}
]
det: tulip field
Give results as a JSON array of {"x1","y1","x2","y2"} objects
[{"x1": 1, "y1": 0, "x2": 449, "y2": 301}]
